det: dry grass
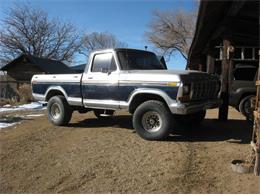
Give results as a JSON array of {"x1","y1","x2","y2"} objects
[
  {"x1": 0, "y1": 98, "x2": 12, "y2": 106},
  {"x1": 0, "y1": 84, "x2": 33, "y2": 106},
  {"x1": 18, "y1": 84, "x2": 33, "y2": 103}
]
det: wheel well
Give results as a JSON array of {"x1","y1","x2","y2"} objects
[
  {"x1": 129, "y1": 93, "x2": 168, "y2": 114},
  {"x1": 239, "y1": 92, "x2": 255, "y2": 104},
  {"x1": 236, "y1": 92, "x2": 255, "y2": 110},
  {"x1": 46, "y1": 90, "x2": 65, "y2": 101}
]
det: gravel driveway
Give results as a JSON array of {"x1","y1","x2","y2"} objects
[{"x1": 0, "y1": 108, "x2": 259, "y2": 193}]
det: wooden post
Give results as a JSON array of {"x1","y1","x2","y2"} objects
[
  {"x1": 254, "y1": 49, "x2": 260, "y2": 176},
  {"x1": 255, "y1": 148, "x2": 260, "y2": 176},
  {"x1": 218, "y1": 39, "x2": 232, "y2": 121},
  {"x1": 206, "y1": 51, "x2": 215, "y2": 73}
]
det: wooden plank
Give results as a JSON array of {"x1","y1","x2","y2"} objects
[
  {"x1": 255, "y1": 151, "x2": 260, "y2": 176},
  {"x1": 253, "y1": 49, "x2": 260, "y2": 176},
  {"x1": 251, "y1": 141, "x2": 260, "y2": 153}
]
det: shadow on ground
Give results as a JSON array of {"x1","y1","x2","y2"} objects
[
  {"x1": 68, "y1": 115, "x2": 252, "y2": 144},
  {"x1": 68, "y1": 115, "x2": 133, "y2": 129},
  {"x1": 168, "y1": 119, "x2": 252, "y2": 144},
  {"x1": 0, "y1": 116, "x2": 32, "y2": 124}
]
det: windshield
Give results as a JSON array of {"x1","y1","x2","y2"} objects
[{"x1": 117, "y1": 50, "x2": 165, "y2": 70}]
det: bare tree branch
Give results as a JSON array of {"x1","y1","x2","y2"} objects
[
  {"x1": 80, "y1": 32, "x2": 127, "y2": 57},
  {"x1": 0, "y1": 4, "x2": 82, "y2": 64},
  {"x1": 145, "y1": 8, "x2": 197, "y2": 61}
]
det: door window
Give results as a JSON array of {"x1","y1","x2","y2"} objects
[{"x1": 91, "y1": 53, "x2": 117, "y2": 72}]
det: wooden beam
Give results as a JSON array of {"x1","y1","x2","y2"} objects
[
  {"x1": 255, "y1": 150, "x2": 260, "y2": 176},
  {"x1": 218, "y1": 39, "x2": 232, "y2": 121}
]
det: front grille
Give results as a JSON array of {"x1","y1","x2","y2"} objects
[{"x1": 190, "y1": 80, "x2": 219, "y2": 101}]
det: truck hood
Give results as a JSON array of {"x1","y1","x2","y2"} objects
[{"x1": 119, "y1": 69, "x2": 218, "y2": 83}]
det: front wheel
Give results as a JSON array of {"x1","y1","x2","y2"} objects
[
  {"x1": 133, "y1": 100, "x2": 172, "y2": 141},
  {"x1": 47, "y1": 95, "x2": 72, "y2": 126}
]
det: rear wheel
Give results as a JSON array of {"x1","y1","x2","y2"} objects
[
  {"x1": 133, "y1": 100, "x2": 172, "y2": 140},
  {"x1": 173, "y1": 110, "x2": 206, "y2": 126},
  {"x1": 47, "y1": 95, "x2": 72, "y2": 126}
]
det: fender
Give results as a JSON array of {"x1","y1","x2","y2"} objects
[
  {"x1": 44, "y1": 86, "x2": 69, "y2": 101},
  {"x1": 127, "y1": 88, "x2": 176, "y2": 107},
  {"x1": 44, "y1": 86, "x2": 82, "y2": 106},
  {"x1": 230, "y1": 87, "x2": 256, "y2": 107}
]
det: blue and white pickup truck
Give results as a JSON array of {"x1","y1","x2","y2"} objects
[{"x1": 32, "y1": 48, "x2": 220, "y2": 140}]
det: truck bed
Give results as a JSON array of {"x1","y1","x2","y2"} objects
[{"x1": 31, "y1": 74, "x2": 83, "y2": 106}]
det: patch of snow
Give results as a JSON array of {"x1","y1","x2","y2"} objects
[
  {"x1": 0, "y1": 102, "x2": 46, "y2": 113},
  {"x1": 0, "y1": 122, "x2": 18, "y2": 129},
  {"x1": 3, "y1": 104, "x2": 12, "y2": 108},
  {"x1": 26, "y1": 114, "x2": 45, "y2": 117}
]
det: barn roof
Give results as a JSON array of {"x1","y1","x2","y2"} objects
[
  {"x1": 1, "y1": 54, "x2": 75, "y2": 74},
  {"x1": 187, "y1": 0, "x2": 259, "y2": 69}
]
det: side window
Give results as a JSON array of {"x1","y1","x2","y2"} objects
[
  {"x1": 233, "y1": 67, "x2": 257, "y2": 81},
  {"x1": 91, "y1": 53, "x2": 117, "y2": 72}
]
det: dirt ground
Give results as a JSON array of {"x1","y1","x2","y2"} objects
[{"x1": 0, "y1": 107, "x2": 260, "y2": 193}]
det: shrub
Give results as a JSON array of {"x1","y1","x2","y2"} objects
[{"x1": 18, "y1": 84, "x2": 33, "y2": 103}]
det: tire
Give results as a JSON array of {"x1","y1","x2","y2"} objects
[
  {"x1": 173, "y1": 110, "x2": 206, "y2": 126},
  {"x1": 94, "y1": 109, "x2": 114, "y2": 119},
  {"x1": 133, "y1": 100, "x2": 172, "y2": 141},
  {"x1": 239, "y1": 95, "x2": 254, "y2": 123},
  {"x1": 47, "y1": 95, "x2": 72, "y2": 126}
]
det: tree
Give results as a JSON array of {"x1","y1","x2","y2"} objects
[
  {"x1": 145, "y1": 9, "x2": 197, "y2": 60},
  {"x1": 0, "y1": 4, "x2": 82, "y2": 64},
  {"x1": 81, "y1": 32, "x2": 127, "y2": 57}
]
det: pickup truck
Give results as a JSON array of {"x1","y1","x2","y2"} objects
[{"x1": 31, "y1": 48, "x2": 220, "y2": 140}]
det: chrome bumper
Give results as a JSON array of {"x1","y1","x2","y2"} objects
[{"x1": 169, "y1": 99, "x2": 220, "y2": 115}]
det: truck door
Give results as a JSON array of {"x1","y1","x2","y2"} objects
[{"x1": 81, "y1": 52, "x2": 120, "y2": 109}]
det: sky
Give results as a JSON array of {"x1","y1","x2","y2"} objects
[{"x1": 0, "y1": 0, "x2": 197, "y2": 70}]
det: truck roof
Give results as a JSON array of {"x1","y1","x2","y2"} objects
[{"x1": 91, "y1": 48, "x2": 155, "y2": 55}]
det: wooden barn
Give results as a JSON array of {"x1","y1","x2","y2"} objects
[
  {"x1": 187, "y1": 0, "x2": 259, "y2": 175},
  {"x1": 0, "y1": 54, "x2": 74, "y2": 83},
  {"x1": 187, "y1": 0, "x2": 259, "y2": 120}
]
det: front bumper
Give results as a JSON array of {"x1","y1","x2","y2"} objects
[{"x1": 169, "y1": 99, "x2": 220, "y2": 115}]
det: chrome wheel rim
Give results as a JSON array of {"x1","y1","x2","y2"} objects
[
  {"x1": 51, "y1": 103, "x2": 61, "y2": 120},
  {"x1": 141, "y1": 111, "x2": 162, "y2": 132}
]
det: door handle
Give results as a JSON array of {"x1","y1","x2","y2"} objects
[{"x1": 88, "y1": 77, "x2": 93, "y2": 79}]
